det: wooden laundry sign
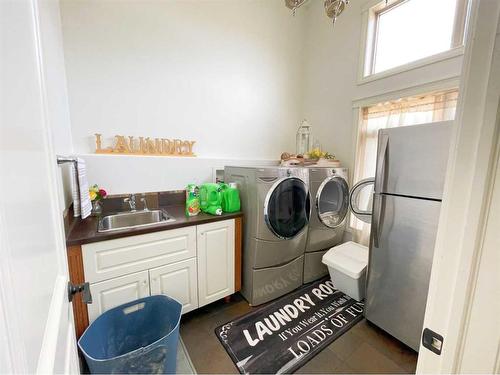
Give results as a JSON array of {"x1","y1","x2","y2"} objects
[{"x1": 94, "y1": 134, "x2": 196, "y2": 157}]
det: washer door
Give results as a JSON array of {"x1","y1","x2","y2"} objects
[
  {"x1": 315, "y1": 176, "x2": 349, "y2": 228},
  {"x1": 264, "y1": 177, "x2": 310, "y2": 239}
]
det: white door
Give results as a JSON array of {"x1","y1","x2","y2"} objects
[
  {"x1": 0, "y1": 0, "x2": 79, "y2": 373},
  {"x1": 150, "y1": 259, "x2": 199, "y2": 314},
  {"x1": 197, "y1": 220, "x2": 235, "y2": 307},
  {"x1": 417, "y1": 1, "x2": 500, "y2": 372},
  {"x1": 457, "y1": 147, "x2": 500, "y2": 372},
  {"x1": 87, "y1": 271, "x2": 150, "y2": 322}
]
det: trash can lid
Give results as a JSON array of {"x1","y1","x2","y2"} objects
[{"x1": 322, "y1": 241, "x2": 368, "y2": 278}]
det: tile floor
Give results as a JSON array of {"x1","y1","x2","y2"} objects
[{"x1": 180, "y1": 294, "x2": 418, "y2": 374}]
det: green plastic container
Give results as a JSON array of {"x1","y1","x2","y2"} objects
[
  {"x1": 185, "y1": 184, "x2": 200, "y2": 217},
  {"x1": 220, "y1": 183, "x2": 241, "y2": 213},
  {"x1": 199, "y1": 183, "x2": 222, "y2": 216}
]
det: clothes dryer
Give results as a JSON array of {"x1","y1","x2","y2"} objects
[
  {"x1": 224, "y1": 166, "x2": 310, "y2": 305},
  {"x1": 304, "y1": 167, "x2": 350, "y2": 283}
]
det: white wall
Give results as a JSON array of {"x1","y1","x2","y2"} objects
[
  {"x1": 59, "y1": 0, "x2": 306, "y2": 193},
  {"x1": 38, "y1": 0, "x2": 74, "y2": 209},
  {"x1": 58, "y1": 0, "x2": 465, "y2": 194},
  {"x1": 300, "y1": 0, "x2": 464, "y2": 177},
  {"x1": 82, "y1": 154, "x2": 277, "y2": 194}
]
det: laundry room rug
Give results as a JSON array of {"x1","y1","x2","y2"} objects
[{"x1": 215, "y1": 278, "x2": 364, "y2": 374}]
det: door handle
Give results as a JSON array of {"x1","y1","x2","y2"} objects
[
  {"x1": 349, "y1": 178, "x2": 375, "y2": 223},
  {"x1": 371, "y1": 194, "x2": 385, "y2": 248},
  {"x1": 374, "y1": 132, "x2": 389, "y2": 193},
  {"x1": 68, "y1": 281, "x2": 92, "y2": 304},
  {"x1": 306, "y1": 190, "x2": 312, "y2": 222}
]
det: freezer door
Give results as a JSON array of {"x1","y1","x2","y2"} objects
[
  {"x1": 365, "y1": 193, "x2": 442, "y2": 351},
  {"x1": 375, "y1": 122, "x2": 452, "y2": 200}
]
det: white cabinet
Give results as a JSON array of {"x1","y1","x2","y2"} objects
[
  {"x1": 149, "y1": 258, "x2": 198, "y2": 314},
  {"x1": 83, "y1": 219, "x2": 236, "y2": 321},
  {"x1": 197, "y1": 220, "x2": 235, "y2": 307},
  {"x1": 87, "y1": 270, "x2": 149, "y2": 322}
]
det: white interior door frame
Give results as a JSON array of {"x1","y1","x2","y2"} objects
[{"x1": 417, "y1": 0, "x2": 500, "y2": 373}]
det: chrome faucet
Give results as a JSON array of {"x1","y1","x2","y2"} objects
[
  {"x1": 140, "y1": 193, "x2": 149, "y2": 211},
  {"x1": 124, "y1": 194, "x2": 137, "y2": 211}
]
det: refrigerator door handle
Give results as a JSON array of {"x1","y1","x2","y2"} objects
[
  {"x1": 372, "y1": 194, "x2": 384, "y2": 248},
  {"x1": 375, "y1": 133, "x2": 389, "y2": 193}
]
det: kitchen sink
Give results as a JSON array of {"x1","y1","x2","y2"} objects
[{"x1": 98, "y1": 210, "x2": 175, "y2": 233}]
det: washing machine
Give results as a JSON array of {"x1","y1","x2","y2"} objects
[
  {"x1": 224, "y1": 166, "x2": 310, "y2": 305},
  {"x1": 303, "y1": 167, "x2": 349, "y2": 283}
]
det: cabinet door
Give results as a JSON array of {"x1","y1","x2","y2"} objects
[
  {"x1": 149, "y1": 258, "x2": 198, "y2": 314},
  {"x1": 87, "y1": 270, "x2": 149, "y2": 322},
  {"x1": 197, "y1": 219, "x2": 235, "y2": 307}
]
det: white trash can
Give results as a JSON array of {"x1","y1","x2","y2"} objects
[{"x1": 322, "y1": 241, "x2": 368, "y2": 301}]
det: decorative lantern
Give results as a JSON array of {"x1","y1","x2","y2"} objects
[{"x1": 296, "y1": 120, "x2": 312, "y2": 156}]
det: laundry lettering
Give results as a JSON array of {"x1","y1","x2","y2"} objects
[
  {"x1": 242, "y1": 281, "x2": 332, "y2": 347},
  {"x1": 287, "y1": 324, "x2": 334, "y2": 359},
  {"x1": 94, "y1": 133, "x2": 196, "y2": 156}
]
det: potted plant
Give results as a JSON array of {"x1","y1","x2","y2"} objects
[
  {"x1": 307, "y1": 148, "x2": 341, "y2": 166},
  {"x1": 89, "y1": 184, "x2": 107, "y2": 216}
]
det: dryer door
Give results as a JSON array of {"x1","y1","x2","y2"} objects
[
  {"x1": 316, "y1": 176, "x2": 349, "y2": 228},
  {"x1": 349, "y1": 177, "x2": 375, "y2": 223},
  {"x1": 264, "y1": 177, "x2": 310, "y2": 239}
]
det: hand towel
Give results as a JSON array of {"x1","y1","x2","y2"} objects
[{"x1": 71, "y1": 157, "x2": 92, "y2": 219}]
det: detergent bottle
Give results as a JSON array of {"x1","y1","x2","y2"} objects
[
  {"x1": 219, "y1": 182, "x2": 241, "y2": 213},
  {"x1": 199, "y1": 183, "x2": 223, "y2": 216},
  {"x1": 185, "y1": 184, "x2": 200, "y2": 217}
]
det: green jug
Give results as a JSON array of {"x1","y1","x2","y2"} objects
[
  {"x1": 220, "y1": 183, "x2": 241, "y2": 213},
  {"x1": 199, "y1": 183, "x2": 223, "y2": 216}
]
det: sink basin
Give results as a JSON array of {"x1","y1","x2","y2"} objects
[{"x1": 98, "y1": 210, "x2": 175, "y2": 233}]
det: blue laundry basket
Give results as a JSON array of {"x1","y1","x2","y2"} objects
[{"x1": 78, "y1": 295, "x2": 182, "y2": 374}]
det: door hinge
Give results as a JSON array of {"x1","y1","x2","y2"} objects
[
  {"x1": 422, "y1": 328, "x2": 444, "y2": 355},
  {"x1": 68, "y1": 281, "x2": 92, "y2": 304}
]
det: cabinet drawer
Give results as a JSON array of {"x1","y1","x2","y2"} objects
[
  {"x1": 150, "y1": 258, "x2": 198, "y2": 314},
  {"x1": 87, "y1": 270, "x2": 149, "y2": 323},
  {"x1": 83, "y1": 226, "x2": 196, "y2": 283}
]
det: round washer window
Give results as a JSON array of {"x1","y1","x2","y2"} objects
[
  {"x1": 265, "y1": 177, "x2": 310, "y2": 239},
  {"x1": 316, "y1": 176, "x2": 349, "y2": 228}
]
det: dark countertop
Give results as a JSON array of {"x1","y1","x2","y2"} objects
[{"x1": 66, "y1": 205, "x2": 243, "y2": 246}]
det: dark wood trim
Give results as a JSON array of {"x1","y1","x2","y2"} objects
[
  {"x1": 67, "y1": 244, "x2": 89, "y2": 339},
  {"x1": 234, "y1": 217, "x2": 242, "y2": 292}
]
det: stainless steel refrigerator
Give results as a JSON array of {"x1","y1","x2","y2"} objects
[{"x1": 358, "y1": 122, "x2": 453, "y2": 352}]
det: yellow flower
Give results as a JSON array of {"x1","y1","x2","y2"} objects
[{"x1": 89, "y1": 191, "x2": 97, "y2": 201}]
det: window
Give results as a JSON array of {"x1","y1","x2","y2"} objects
[
  {"x1": 351, "y1": 88, "x2": 459, "y2": 243},
  {"x1": 363, "y1": 0, "x2": 469, "y2": 77}
]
